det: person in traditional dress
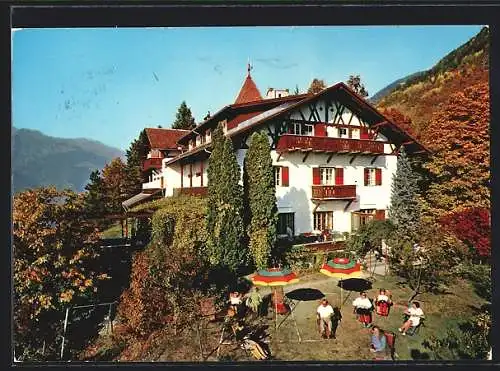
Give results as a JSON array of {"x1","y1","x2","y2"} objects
[
  {"x1": 374, "y1": 288, "x2": 393, "y2": 317},
  {"x1": 352, "y1": 291, "x2": 373, "y2": 327}
]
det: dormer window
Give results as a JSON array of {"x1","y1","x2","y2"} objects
[
  {"x1": 206, "y1": 129, "x2": 211, "y2": 143},
  {"x1": 196, "y1": 135, "x2": 201, "y2": 145}
]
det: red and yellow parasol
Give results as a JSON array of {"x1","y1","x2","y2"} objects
[
  {"x1": 319, "y1": 257, "x2": 362, "y2": 278},
  {"x1": 250, "y1": 267, "x2": 299, "y2": 331},
  {"x1": 319, "y1": 257, "x2": 363, "y2": 307}
]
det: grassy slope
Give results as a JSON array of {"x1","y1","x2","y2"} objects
[{"x1": 376, "y1": 27, "x2": 489, "y2": 138}]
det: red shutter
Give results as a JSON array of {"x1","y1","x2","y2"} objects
[
  {"x1": 315, "y1": 123, "x2": 326, "y2": 137},
  {"x1": 375, "y1": 168, "x2": 382, "y2": 185},
  {"x1": 364, "y1": 168, "x2": 369, "y2": 186},
  {"x1": 360, "y1": 127, "x2": 369, "y2": 140},
  {"x1": 282, "y1": 167, "x2": 289, "y2": 187},
  {"x1": 335, "y1": 168, "x2": 344, "y2": 185},
  {"x1": 313, "y1": 168, "x2": 320, "y2": 185},
  {"x1": 375, "y1": 210, "x2": 386, "y2": 220}
]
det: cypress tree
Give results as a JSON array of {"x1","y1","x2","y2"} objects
[
  {"x1": 389, "y1": 147, "x2": 421, "y2": 242},
  {"x1": 244, "y1": 132, "x2": 278, "y2": 269},
  {"x1": 206, "y1": 122, "x2": 248, "y2": 272}
]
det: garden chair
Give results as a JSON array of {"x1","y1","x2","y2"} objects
[
  {"x1": 406, "y1": 317, "x2": 425, "y2": 336},
  {"x1": 372, "y1": 331, "x2": 396, "y2": 361}
]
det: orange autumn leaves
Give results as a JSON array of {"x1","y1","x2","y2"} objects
[
  {"x1": 421, "y1": 82, "x2": 489, "y2": 219},
  {"x1": 13, "y1": 187, "x2": 109, "y2": 322}
]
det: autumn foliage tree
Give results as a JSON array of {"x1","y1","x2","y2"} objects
[
  {"x1": 439, "y1": 207, "x2": 490, "y2": 259},
  {"x1": 13, "y1": 187, "x2": 109, "y2": 360},
  {"x1": 420, "y1": 82, "x2": 489, "y2": 220},
  {"x1": 307, "y1": 78, "x2": 326, "y2": 94},
  {"x1": 380, "y1": 107, "x2": 420, "y2": 140},
  {"x1": 101, "y1": 157, "x2": 127, "y2": 214},
  {"x1": 346, "y1": 74, "x2": 369, "y2": 97}
]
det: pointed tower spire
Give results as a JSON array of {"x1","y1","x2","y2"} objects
[{"x1": 235, "y1": 63, "x2": 262, "y2": 104}]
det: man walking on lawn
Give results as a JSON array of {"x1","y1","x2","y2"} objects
[{"x1": 317, "y1": 298, "x2": 335, "y2": 339}]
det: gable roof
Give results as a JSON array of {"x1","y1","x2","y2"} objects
[
  {"x1": 177, "y1": 93, "x2": 309, "y2": 144},
  {"x1": 145, "y1": 128, "x2": 189, "y2": 150},
  {"x1": 234, "y1": 74, "x2": 263, "y2": 104},
  {"x1": 226, "y1": 82, "x2": 430, "y2": 154}
]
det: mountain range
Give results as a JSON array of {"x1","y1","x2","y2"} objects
[{"x1": 12, "y1": 127, "x2": 124, "y2": 194}]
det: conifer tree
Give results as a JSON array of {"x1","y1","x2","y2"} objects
[
  {"x1": 83, "y1": 169, "x2": 106, "y2": 219},
  {"x1": 244, "y1": 132, "x2": 278, "y2": 269},
  {"x1": 388, "y1": 147, "x2": 421, "y2": 242},
  {"x1": 124, "y1": 129, "x2": 150, "y2": 199},
  {"x1": 206, "y1": 122, "x2": 248, "y2": 272},
  {"x1": 172, "y1": 101, "x2": 196, "y2": 130}
]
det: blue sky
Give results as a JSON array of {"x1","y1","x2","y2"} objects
[{"x1": 12, "y1": 25, "x2": 484, "y2": 151}]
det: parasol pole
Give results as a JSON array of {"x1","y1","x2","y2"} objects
[{"x1": 274, "y1": 287, "x2": 278, "y2": 335}]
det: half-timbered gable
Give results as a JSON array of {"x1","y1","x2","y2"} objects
[{"x1": 133, "y1": 71, "x2": 429, "y2": 235}]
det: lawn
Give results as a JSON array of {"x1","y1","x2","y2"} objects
[
  {"x1": 100, "y1": 222, "x2": 124, "y2": 239},
  {"x1": 94, "y1": 270, "x2": 484, "y2": 362},
  {"x1": 212, "y1": 271, "x2": 486, "y2": 361}
]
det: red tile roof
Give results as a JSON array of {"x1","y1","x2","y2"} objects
[
  {"x1": 234, "y1": 74, "x2": 262, "y2": 104},
  {"x1": 145, "y1": 128, "x2": 189, "y2": 150}
]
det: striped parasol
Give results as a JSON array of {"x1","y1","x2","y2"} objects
[
  {"x1": 251, "y1": 267, "x2": 299, "y2": 286},
  {"x1": 250, "y1": 267, "x2": 299, "y2": 333},
  {"x1": 319, "y1": 257, "x2": 362, "y2": 279},
  {"x1": 319, "y1": 257, "x2": 362, "y2": 307}
]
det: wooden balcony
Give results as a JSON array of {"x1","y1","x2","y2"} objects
[
  {"x1": 142, "y1": 157, "x2": 163, "y2": 171},
  {"x1": 174, "y1": 187, "x2": 208, "y2": 197},
  {"x1": 311, "y1": 185, "x2": 356, "y2": 200},
  {"x1": 277, "y1": 134, "x2": 384, "y2": 154}
]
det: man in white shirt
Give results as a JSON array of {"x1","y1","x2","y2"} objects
[
  {"x1": 316, "y1": 298, "x2": 335, "y2": 339},
  {"x1": 399, "y1": 301, "x2": 424, "y2": 335}
]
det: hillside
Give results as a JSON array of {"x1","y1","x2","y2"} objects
[
  {"x1": 12, "y1": 128, "x2": 125, "y2": 194},
  {"x1": 376, "y1": 26, "x2": 489, "y2": 137},
  {"x1": 369, "y1": 71, "x2": 426, "y2": 104}
]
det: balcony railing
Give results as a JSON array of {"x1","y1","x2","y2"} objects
[
  {"x1": 311, "y1": 185, "x2": 356, "y2": 199},
  {"x1": 277, "y1": 134, "x2": 384, "y2": 154},
  {"x1": 142, "y1": 157, "x2": 163, "y2": 171},
  {"x1": 174, "y1": 187, "x2": 208, "y2": 197}
]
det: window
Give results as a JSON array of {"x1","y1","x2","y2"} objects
[
  {"x1": 314, "y1": 211, "x2": 333, "y2": 231},
  {"x1": 275, "y1": 166, "x2": 282, "y2": 186},
  {"x1": 274, "y1": 166, "x2": 289, "y2": 187},
  {"x1": 320, "y1": 168, "x2": 334, "y2": 185},
  {"x1": 303, "y1": 124, "x2": 313, "y2": 136},
  {"x1": 338, "y1": 128, "x2": 348, "y2": 138},
  {"x1": 277, "y1": 213, "x2": 294, "y2": 236},
  {"x1": 364, "y1": 168, "x2": 382, "y2": 186},
  {"x1": 290, "y1": 122, "x2": 314, "y2": 136},
  {"x1": 316, "y1": 167, "x2": 343, "y2": 185},
  {"x1": 351, "y1": 209, "x2": 376, "y2": 231}
]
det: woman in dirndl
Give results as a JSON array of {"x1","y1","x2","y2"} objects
[
  {"x1": 352, "y1": 291, "x2": 373, "y2": 327},
  {"x1": 374, "y1": 288, "x2": 393, "y2": 317}
]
